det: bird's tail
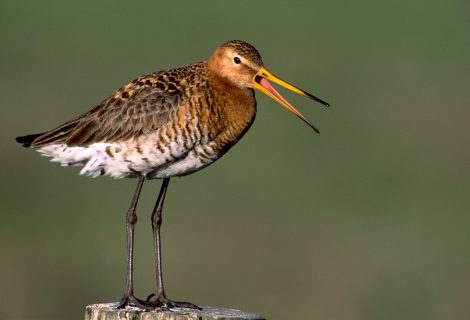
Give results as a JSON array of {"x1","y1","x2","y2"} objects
[
  {"x1": 15, "y1": 133, "x2": 44, "y2": 148},
  {"x1": 15, "y1": 119, "x2": 81, "y2": 148}
]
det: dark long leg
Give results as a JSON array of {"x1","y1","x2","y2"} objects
[
  {"x1": 147, "y1": 178, "x2": 200, "y2": 309},
  {"x1": 117, "y1": 176, "x2": 147, "y2": 308},
  {"x1": 152, "y1": 178, "x2": 170, "y2": 298}
]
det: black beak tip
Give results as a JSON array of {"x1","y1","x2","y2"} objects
[
  {"x1": 304, "y1": 91, "x2": 330, "y2": 107},
  {"x1": 317, "y1": 97, "x2": 330, "y2": 107},
  {"x1": 309, "y1": 123, "x2": 321, "y2": 134}
]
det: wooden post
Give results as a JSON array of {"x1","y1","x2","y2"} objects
[{"x1": 85, "y1": 303, "x2": 265, "y2": 320}]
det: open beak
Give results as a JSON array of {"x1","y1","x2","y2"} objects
[{"x1": 252, "y1": 67, "x2": 329, "y2": 133}]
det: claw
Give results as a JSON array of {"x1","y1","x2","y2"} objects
[
  {"x1": 146, "y1": 293, "x2": 201, "y2": 310},
  {"x1": 118, "y1": 294, "x2": 163, "y2": 310}
]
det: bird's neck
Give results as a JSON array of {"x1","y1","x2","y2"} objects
[
  {"x1": 210, "y1": 73, "x2": 256, "y2": 121},
  {"x1": 202, "y1": 68, "x2": 256, "y2": 149}
]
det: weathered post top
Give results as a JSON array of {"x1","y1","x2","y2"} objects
[{"x1": 85, "y1": 303, "x2": 266, "y2": 320}]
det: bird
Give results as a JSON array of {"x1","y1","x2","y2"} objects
[{"x1": 16, "y1": 40, "x2": 329, "y2": 310}]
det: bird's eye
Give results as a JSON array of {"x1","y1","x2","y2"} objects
[{"x1": 233, "y1": 57, "x2": 241, "y2": 64}]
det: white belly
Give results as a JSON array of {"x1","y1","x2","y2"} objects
[
  {"x1": 37, "y1": 140, "x2": 216, "y2": 179},
  {"x1": 147, "y1": 151, "x2": 211, "y2": 178}
]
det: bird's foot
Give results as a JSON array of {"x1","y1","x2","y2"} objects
[
  {"x1": 146, "y1": 292, "x2": 201, "y2": 310},
  {"x1": 117, "y1": 293, "x2": 161, "y2": 310}
]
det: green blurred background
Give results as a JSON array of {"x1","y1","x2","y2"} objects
[{"x1": 1, "y1": 0, "x2": 469, "y2": 319}]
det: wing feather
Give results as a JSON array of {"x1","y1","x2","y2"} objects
[{"x1": 28, "y1": 68, "x2": 197, "y2": 148}]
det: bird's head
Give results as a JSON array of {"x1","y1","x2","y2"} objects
[{"x1": 208, "y1": 40, "x2": 329, "y2": 133}]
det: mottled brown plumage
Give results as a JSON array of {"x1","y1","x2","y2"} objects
[
  {"x1": 29, "y1": 62, "x2": 207, "y2": 147},
  {"x1": 16, "y1": 40, "x2": 329, "y2": 310},
  {"x1": 26, "y1": 41, "x2": 265, "y2": 152}
]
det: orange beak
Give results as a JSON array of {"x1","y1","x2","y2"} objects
[{"x1": 252, "y1": 67, "x2": 329, "y2": 133}]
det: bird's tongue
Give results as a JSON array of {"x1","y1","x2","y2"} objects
[{"x1": 258, "y1": 78, "x2": 291, "y2": 106}]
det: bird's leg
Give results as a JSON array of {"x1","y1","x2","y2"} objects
[
  {"x1": 146, "y1": 178, "x2": 201, "y2": 310},
  {"x1": 117, "y1": 176, "x2": 148, "y2": 309},
  {"x1": 151, "y1": 178, "x2": 170, "y2": 300}
]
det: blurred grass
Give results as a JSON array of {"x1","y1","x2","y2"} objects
[{"x1": 1, "y1": 0, "x2": 469, "y2": 319}]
